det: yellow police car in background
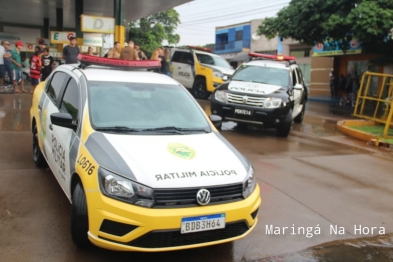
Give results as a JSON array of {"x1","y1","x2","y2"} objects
[{"x1": 30, "y1": 55, "x2": 261, "y2": 251}]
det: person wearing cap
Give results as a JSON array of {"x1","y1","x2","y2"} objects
[
  {"x1": 30, "y1": 49, "x2": 43, "y2": 94},
  {"x1": 63, "y1": 36, "x2": 80, "y2": 64},
  {"x1": 11, "y1": 41, "x2": 28, "y2": 93},
  {"x1": 134, "y1": 42, "x2": 147, "y2": 60},
  {"x1": 3, "y1": 41, "x2": 14, "y2": 84},
  {"x1": 38, "y1": 39, "x2": 47, "y2": 51}
]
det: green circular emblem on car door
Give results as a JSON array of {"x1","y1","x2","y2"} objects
[{"x1": 167, "y1": 143, "x2": 196, "y2": 160}]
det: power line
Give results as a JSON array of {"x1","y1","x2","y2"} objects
[
  {"x1": 179, "y1": 4, "x2": 287, "y2": 26},
  {"x1": 180, "y1": 0, "x2": 289, "y2": 19}
]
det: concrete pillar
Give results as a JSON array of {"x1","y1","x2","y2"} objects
[
  {"x1": 56, "y1": 8, "x2": 63, "y2": 31},
  {"x1": 43, "y1": 18, "x2": 50, "y2": 39},
  {"x1": 114, "y1": 0, "x2": 125, "y2": 47},
  {"x1": 75, "y1": 0, "x2": 84, "y2": 46}
]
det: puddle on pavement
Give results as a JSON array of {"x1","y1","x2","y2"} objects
[
  {"x1": 250, "y1": 233, "x2": 393, "y2": 262},
  {"x1": 0, "y1": 94, "x2": 31, "y2": 131}
]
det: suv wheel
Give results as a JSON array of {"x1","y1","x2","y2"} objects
[
  {"x1": 192, "y1": 78, "x2": 210, "y2": 99},
  {"x1": 277, "y1": 109, "x2": 292, "y2": 137},
  {"x1": 294, "y1": 104, "x2": 305, "y2": 123},
  {"x1": 71, "y1": 182, "x2": 90, "y2": 248}
]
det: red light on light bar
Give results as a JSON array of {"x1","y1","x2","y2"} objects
[
  {"x1": 77, "y1": 54, "x2": 161, "y2": 69},
  {"x1": 248, "y1": 52, "x2": 296, "y2": 61},
  {"x1": 186, "y1": 45, "x2": 213, "y2": 53}
]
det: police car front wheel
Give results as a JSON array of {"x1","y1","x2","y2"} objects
[
  {"x1": 277, "y1": 109, "x2": 292, "y2": 137},
  {"x1": 71, "y1": 182, "x2": 90, "y2": 248},
  {"x1": 192, "y1": 78, "x2": 210, "y2": 99}
]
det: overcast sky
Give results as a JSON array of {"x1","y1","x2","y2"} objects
[{"x1": 173, "y1": 0, "x2": 291, "y2": 46}]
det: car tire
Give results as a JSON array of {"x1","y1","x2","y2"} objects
[
  {"x1": 192, "y1": 78, "x2": 210, "y2": 99},
  {"x1": 33, "y1": 125, "x2": 47, "y2": 167},
  {"x1": 294, "y1": 104, "x2": 305, "y2": 123},
  {"x1": 277, "y1": 109, "x2": 292, "y2": 137},
  {"x1": 71, "y1": 182, "x2": 90, "y2": 248}
]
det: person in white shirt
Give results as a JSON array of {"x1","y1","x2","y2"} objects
[{"x1": 0, "y1": 41, "x2": 5, "y2": 86}]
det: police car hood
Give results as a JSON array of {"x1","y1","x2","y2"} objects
[
  {"x1": 228, "y1": 80, "x2": 281, "y2": 95},
  {"x1": 86, "y1": 132, "x2": 249, "y2": 188},
  {"x1": 201, "y1": 64, "x2": 235, "y2": 75}
]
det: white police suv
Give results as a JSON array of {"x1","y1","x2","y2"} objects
[
  {"x1": 30, "y1": 54, "x2": 261, "y2": 251},
  {"x1": 211, "y1": 53, "x2": 308, "y2": 137}
]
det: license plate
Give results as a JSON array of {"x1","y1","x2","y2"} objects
[
  {"x1": 235, "y1": 108, "x2": 253, "y2": 115},
  {"x1": 181, "y1": 214, "x2": 226, "y2": 234}
]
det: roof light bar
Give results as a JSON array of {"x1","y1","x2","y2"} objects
[
  {"x1": 77, "y1": 54, "x2": 161, "y2": 69},
  {"x1": 186, "y1": 45, "x2": 213, "y2": 53},
  {"x1": 248, "y1": 52, "x2": 296, "y2": 61}
]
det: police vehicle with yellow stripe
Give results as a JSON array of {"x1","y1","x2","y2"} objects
[{"x1": 30, "y1": 54, "x2": 261, "y2": 251}]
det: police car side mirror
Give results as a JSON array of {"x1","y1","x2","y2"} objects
[
  {"x1": 294, "y1": 84, "x2": 303, "y2": 90},
  {"x1": 51, "y1": 112, "x2": 77, "y2": 131},
  {"x1": 209, "y1": 115, "x2": 222, "y2": 129},
  {"x1": 222, "y1": 75, "x2": 230, "y2": 81}
]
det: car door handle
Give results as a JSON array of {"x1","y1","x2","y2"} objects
[
  {"x1": 38, "y1": 104, "x2": 42, "y2": 109},
  {"x1": 49, "y1": 124, "x2": 53, "y2": 130},
  {"x1": 178, "y1": 67, "x2": 181, "y2": 69}
]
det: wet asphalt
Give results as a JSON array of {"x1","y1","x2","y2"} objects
[{"x1": 0, "y1": 91, "x2": 392, "y2": 262}]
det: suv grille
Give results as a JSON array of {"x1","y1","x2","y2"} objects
[
  {"x1": 228, "y1": 93, "x2": 265, "y2": 107},
  {"x1": 154, "y1": 183, "x2": 243, "y2": 207},
  {"x1": 126, "y1": 221, "x2": 249, "y2": 248}
]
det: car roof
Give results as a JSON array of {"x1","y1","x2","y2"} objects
[
  {"x1": 61, "y1": 64, "x2": 180, "y2": 84},
  {"x1": 171, "y1": 48, "x2": 221, "y2": 57},
  {"x1": 243, "y1": 60, "x2": 293, "y2": 70}
]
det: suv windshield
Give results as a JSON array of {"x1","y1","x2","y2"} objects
[
  {"x1": 88, "y1": 81, "x2": 211, "y2": 133},
  {"x1": 195, "y1": 53, "x2": 231, "y2": 69},
  {"x1": 232, "y1": 65, "x2": 290, "y2": 87}
]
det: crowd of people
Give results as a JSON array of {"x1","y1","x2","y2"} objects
[{"x1": 1, "y1": 36, "x2": 171, "y2": 94}]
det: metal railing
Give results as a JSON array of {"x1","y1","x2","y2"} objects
[{"x1": 353, "y1": 72, "x2": 393, "y2": 139}]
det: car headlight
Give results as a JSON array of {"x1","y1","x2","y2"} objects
[
  {"x1": 243, "y1": 166, "x2": 256, "y2": 198},
  {"x1": 213, "y1": 70, "x2": 224, "y2": 79},
  {"x1": 264, "y1": 98, "x2": 282, "y2": 108},
  {"x1": 215, "y1": 90, "x2": 228, "y2": 103},
  {"x1": 98, "y1": 167, "x2": 155, "y2": 208}
]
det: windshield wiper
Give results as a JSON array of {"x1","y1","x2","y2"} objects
[
  {"x1": 141, "y1": 126, "x2": 209, "y2": 133},
  {"x1": 95, "y1": 126, "x2": 141, "y2": 133},
  {"x1": 232, "y1": 79, "x2": 246, "y2": 82},
  {"x1": 250, "y1": 80, "x2": 268, "y2": 84}
]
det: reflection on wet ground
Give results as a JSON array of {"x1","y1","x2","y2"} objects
[
  {"x1": 251, "y1": 233, "x2": 393, "y2": 262},
  {"x1": 0, "y1": 93, "x2": 32, "y2": 131}
]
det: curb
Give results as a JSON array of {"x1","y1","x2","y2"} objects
[{"x1": 336, "y1": 119, "x2": 392, "y2": 148}]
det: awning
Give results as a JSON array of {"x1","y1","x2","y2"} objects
[{"x1": 231, "y1": 51, "x2": 249, "y2": 62}]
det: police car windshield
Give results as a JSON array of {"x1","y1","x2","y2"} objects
[
  {"x1": 232, "y1": 65, "x2": 290, "y2": 87},
  {"x1": 88, "y1": 81, "x2": 211, "y2": 133},
  {"x1": 196, "y1": 53, "x2": 231, "y2": 69}
]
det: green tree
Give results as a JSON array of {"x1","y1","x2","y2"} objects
[
  {"x1": 258, "y1": 0, "x2": 393, "y2": 54},
  {"x1": 127, "y1": 9, "x2": 180, "y2": 57}
]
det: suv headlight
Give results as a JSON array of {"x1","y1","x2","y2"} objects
[
  {"x1": 264, "y1": 98, "x2": 282, "y2": 108},
  {"x1": 243, "y1": 166, "x2": 256, "y2": 198},
  {"x1": 215, "y1": 90, "x2": 228, "y2": 103},
  {"x1": 213, "y1": 70, "x2": 224, "y2": 79},
  {"x1": 98, "y1": 167, "x2": 155, "y2": 208}
]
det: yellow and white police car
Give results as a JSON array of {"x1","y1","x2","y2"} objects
[{"x1": 30, "y1": 55, "x2": 261, "y2": 251}]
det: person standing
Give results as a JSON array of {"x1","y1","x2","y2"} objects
[
  {"x1": 30, "y1": 50, "x2": 43, "y2": 94},
  {"x1": 41, "y1": 48, "x2": 54, "y2": 81},
  {"x1": 0, "y1": 41, "x2": 5, "y2": 86},
  {"x1": 11, "y1": 41, "x2": 28, "y2": 93},
  {"x1": 329, "y1": 70, "x2": 336, "y2": 96},
  {"x1": 134, "y1": 42, "x2": 147, "y2": 60},
  {"x1": 107, "y1": 42, "x2": 121, "y2": 59},
  {"x1": 160, "y1": 48, "x2": 171, "y2": 76},
  {"x1": 120, "y1": 40, "x2": 139, "y2": 60},
  {"x1": 3, "y1": 41, "x2": 13, "y2": 84},
  {"x1": 63, "y1": 36, "x2": 80, "y2": 64}
]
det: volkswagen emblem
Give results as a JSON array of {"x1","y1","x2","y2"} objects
[
  {"x1": 196, "y1": 189, "x2": 211, "y2": 206},
  {"x1": 242, "y1": 96, "x2": 248, "y2": 104}
]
